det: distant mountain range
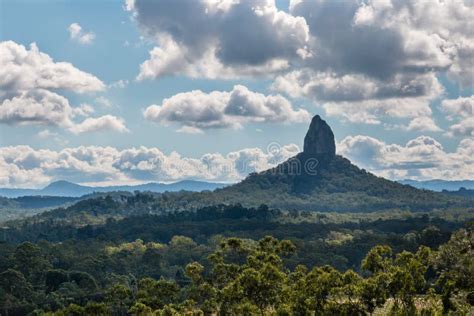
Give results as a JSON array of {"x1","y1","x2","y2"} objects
[
  {"x1": 398, "y1": 179, "x2": 474, "y2": 192},
  {"x1": 0, "y1": 180, "x2": 228, "y2": 198},
  {"x1": 2, "y1": 178, "x2": 471, "y2": 199}
]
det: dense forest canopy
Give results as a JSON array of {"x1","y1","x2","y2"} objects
[
  {"x1": 0, "y1": 203, "x2": 473, "y2": 315},
  {"x1": 1, "y1": 228, "x2": 473, "y2": 315}
]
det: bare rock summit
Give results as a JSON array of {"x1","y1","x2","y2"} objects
[{"x1": 303, "y1": 115, "x2": 336, "y2": 159}]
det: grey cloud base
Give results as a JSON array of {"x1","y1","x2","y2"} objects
[{"x1": 129, "y1": 0, "x2": 473, "y2": 133}]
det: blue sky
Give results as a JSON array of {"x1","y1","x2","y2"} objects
[{"x1": 0, "y1": 0, "x2": 472, "y2": 188}]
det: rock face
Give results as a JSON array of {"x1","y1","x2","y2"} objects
[{"x1": 303, "y1": 115, "x2": 336, "y2": 158}]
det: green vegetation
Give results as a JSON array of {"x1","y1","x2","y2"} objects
[
  {"x1": 0, "y1": 230, "x2": 472, "y2": 315},
  {"x1": 442, "y1": 188, "x2": 474, "y2": 199},
  {"x1": 77, "y1": 156, "x2": 467, "y2": 213},
  {"x1": 207, "y1": 156, "x2": 472, "y2": 211},
  {"x1": 0, "y1": 196, "x2": 80, "y2": 223},
  {"x1": 0, "y1": 203, "x2": 473, "y2": 315}
]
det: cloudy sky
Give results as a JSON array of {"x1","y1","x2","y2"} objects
[{"x1": 0, "y1": 0, "x2": 473, "y2": 188}]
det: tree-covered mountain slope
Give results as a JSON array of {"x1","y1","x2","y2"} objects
[
  {"x1": 161, "y1": 115, "x2": 470, "y2": 212},
  {"x1": 210, "y1": 155, "x2": 464, "y2": 211}
]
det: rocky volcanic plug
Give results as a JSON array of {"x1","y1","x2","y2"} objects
[
  {"x1": 303, "y1": 115, "x2": 336, "y2": 158},
  {"x1": 294, "y1": 114, "x2": 337, "y2": 170}
]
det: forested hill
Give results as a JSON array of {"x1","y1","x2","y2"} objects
[
  {"x1": 118, "y1": 116, "x2": 469, "y2": 212},
  {"x1": 207, "y1": 155, "x2": 466, "y2": 211},
  {"x1": 206, "y1": 116, "x2": 470, "y2": 211}
]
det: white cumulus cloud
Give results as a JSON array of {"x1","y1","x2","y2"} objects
[
  {"x1": 68, "y1": 23, "x2": 95, "y2": 45},
  {"x1": 144, "y1": 85, "x2": 311, "y2": 133},
  {"x1": 441, "y1": 96, "x2": 473, "y2": 137},
  {"x1": 338, "y1": 135, "x2": 474, "y2": 180},
  {"x1": 0, "y1": 41, "x2": 104, "y2": 95},
  {"x1": 272, "y1": 67, "x2": 444, "y2": 131},
  {"x1": 0, "y1": 89, "x2": 74, "y2": 127},
  {"x1": 0, "y1": 41, "x2": 128, "y2": 134},
  {"x1": 70, "y1": 115, "x2": 129, "y2": 134}
]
